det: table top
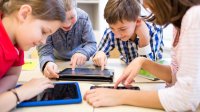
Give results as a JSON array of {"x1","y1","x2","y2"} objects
[{"x1": 14, "y1": 59, "x2": 166, "y2": 112}]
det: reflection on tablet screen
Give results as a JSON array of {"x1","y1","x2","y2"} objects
[
  {"x1": 59, "y1": 68, "x2": 112, "y2": 76},
  {"x1": 24, "y1": 83, "x2": 78, "y2": 102}
]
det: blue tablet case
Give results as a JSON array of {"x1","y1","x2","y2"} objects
[{"x1": 17, "y1": 82, "x2": 82, "y2": 107}]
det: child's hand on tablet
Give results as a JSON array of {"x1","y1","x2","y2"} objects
[
  {"x1": 15, "y1": 78, "x2": 54, "y2": 102},
  {"x1": 43, "y1": 62, "x2": 59, "y2": 78},
  {"x1": 70, "y1": 53, "x2": 87, "y2": 70},
  {"x1": 84, "y1": 88, "x2": 124, "y2": 107},
  {"x1": 92, "y1": 51, "x2": 107, "y2": 71}
]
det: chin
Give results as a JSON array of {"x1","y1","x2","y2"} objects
[{"x1": 120, "y1": 38, "x2": 129, "y2": 41}]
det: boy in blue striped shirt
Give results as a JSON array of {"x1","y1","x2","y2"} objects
[{"x1": 93, "y1": 0, "x2": 164, "y2": 70}]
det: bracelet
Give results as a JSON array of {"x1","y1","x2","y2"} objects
[{"x1": 11, "y1": 89, "x2": 21, "y2": 104}]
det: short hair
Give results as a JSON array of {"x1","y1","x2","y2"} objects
[
  {"x1": 104, "y1": 0, "x2": 141, "y2": 24},
  {"x1": 63, "y1": 0, "x2": 77, "y2": 11}
]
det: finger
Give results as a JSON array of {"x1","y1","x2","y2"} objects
[
  {"x1": 100, "y1": 58, "x2": 105, "y2": 71},
  {"x1": 124, "y1": 70, "x2": 138, "y2": 86},
  {"x1": 114, "y1": 74, "x2": 127, "y2": 88},
  {"x1": 71, "y1": 57, "x2": 77, "y2": 70},
  {"x1": 44, "y1": 70, "x2": 50, "y2": 78},
  {"x1": 47, "y1": 67, "x2": 59, "y2": 78},
  {"x1": 84, "y1": 89, "x2": 96, "y2": 100},
  {"x1": 114, "y1": 78, "x2": 123, "y2": 89}
]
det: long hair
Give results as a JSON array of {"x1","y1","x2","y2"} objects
[{"x1": 144, "y1": 0, "x2": 200, "y2": 28}]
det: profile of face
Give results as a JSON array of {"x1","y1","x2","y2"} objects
[
  {"x1": 109, "y1": 20, "x2": 137, "y2": 41},
  {"x1": 61, "y1": 8, "x2": 77, "y2": 31},
  {"x1": 14, "y1": 5, "x2": 62, "y2": 51}
]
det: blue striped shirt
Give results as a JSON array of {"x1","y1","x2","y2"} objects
[{"x1": 97, "y1": 22, "x2": 164, "y2": 64}]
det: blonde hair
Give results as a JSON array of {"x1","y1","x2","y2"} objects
[
  {"x1": 0, "y1": 0, "x2": 66, "y2": 22},
  {"x1": 63, "y1": 0, "x2": 77, "y2": 11}
]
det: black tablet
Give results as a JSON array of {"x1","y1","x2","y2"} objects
[
  {"x1": 90, "y1": 86, "x2": 140, "y2": 90},
  {"x1": 17, "y1": 82, "x2": 82, "y2": 107},
  {"x1": 57, "y1": 68, "x2": 114, "y2": 82}
]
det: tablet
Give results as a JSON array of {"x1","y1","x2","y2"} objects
[
  {"x1": 17, "y1": 82, "x2": 82, "y2": 107},
  {"x1": 90, "y1": 86, "x2": 140, "y2": 90},
  {"x1": 57, "y1": 68, "x2": 114, "y2": 82}
]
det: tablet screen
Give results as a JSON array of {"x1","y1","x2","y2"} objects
[
  {"x1": 24, "y1": 83, "x2": 78, "y2": 102},
  {"x1": 59, "y1": 68, "x2": 113, "y2": 76},
  {"x1": 90, "y1": 86, "x2": 140, "y2": 90}
]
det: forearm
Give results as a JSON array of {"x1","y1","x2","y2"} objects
[
  {"x1": 141, "y1": 58, "x2": 172, "y2": 83},
  {"x1": 0, "y1": 74, "x2": 19, "y2": 93},
  {"x1": 121, "y1": 90, "x2": 163, "y2": 109},
  {"x1": 0, "y1": 91, "x2": 19, "y2": 112}
]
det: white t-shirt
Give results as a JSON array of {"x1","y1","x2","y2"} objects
[{"x1": 158, "y1": 5, "x2": 200, "y2": 111}]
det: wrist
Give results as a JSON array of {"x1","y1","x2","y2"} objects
[{"x1": 11, "y1": 89, "x2": 21, "y2": 104}]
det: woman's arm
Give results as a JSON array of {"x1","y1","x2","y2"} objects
[{"x1": 142, "y1": 59, "x2": 172, "y2": 83}]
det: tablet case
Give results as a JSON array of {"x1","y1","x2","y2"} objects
[
  {"x1": 17, "y1": 82, "x2": 82, "y2": 107},
  {"x1": 57, "y1": 68, "x2": 114, "y2": 82}
]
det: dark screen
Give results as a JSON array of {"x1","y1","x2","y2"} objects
[
  {"x1": 24, "y1": 83, "x2": 78, "y2": 102},
  {"x1": 90, "y1": 86, "x2": 140, "y2": 90},
  {"x1": 59, "y1": 68, "x2": 112, "y2": 76}
]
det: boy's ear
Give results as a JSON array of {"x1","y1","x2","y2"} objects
[
  {"x1": 17, "y1": 5, "x2": 32, "y2": 23},
  {"x1": 136, "y1": 18, "x2": 142, "y2": 26}
]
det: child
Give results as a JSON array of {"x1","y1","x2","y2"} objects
[
  {"x1": 84, "y1": 0, "x2": 200, "y2": 111},
  {"x1": 92, "y1": 0, "x2": 163, "y2": 70},
  {"x1": 0, "y1": 0, "x2": 66, "y2": 111},
  {"x1": 37, "y1": 0, "x2": 97, "y2": 78}
]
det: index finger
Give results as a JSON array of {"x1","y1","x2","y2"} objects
[
  {"x1": 114, "y1": 75, "x2": 126, "y2": 89},
  {"x1": 71, "y1": 57, "x2": 77, "y2": 70}
]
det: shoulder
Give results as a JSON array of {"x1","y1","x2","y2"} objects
[
  {"x1": 181, "y1": 5, "x2": 200, "y2": 29},
  {"x1": 77, "y1": 8, "x2": 89, "y2": 20}
]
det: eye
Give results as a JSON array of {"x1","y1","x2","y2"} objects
[{"x1": 120, "y1": 29, "x2": 126, "y2": 31}]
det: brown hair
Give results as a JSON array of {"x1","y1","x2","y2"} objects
[
  {"x1": 144, "y1": 0, "x2": 200, "y2": 28},
  {"x1": 0, "y1": 0, "x2": 66, "y2": 22},
  {"x1": 63, "y1": 0, "x2": 77, "y2": 11},
  {"x1": 104, "y1": 0, "x2": 141, "y2": 24}
]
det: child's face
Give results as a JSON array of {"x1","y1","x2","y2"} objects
[
  {"x1": 15, "y1": 19, "x2": 61, "y2": 51},
  {"x1": 109, "y1": 20, "x2": 137, "y2": 41},
  {"x1": 61, "y1": 8, "x2": 77, "y2": 31}
]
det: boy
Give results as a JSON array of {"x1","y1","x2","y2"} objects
[
  {"x1": 37, "y1": 0, "x2": 97, "y2": 78},
  {"x1": 93, "y1": 0, "x2": 163, "y2": 70}
]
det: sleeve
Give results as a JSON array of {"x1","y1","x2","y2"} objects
[
  {"x1": 75, "y1": 15, "x2": 97, "y2": 60},
  {"x1": 96, "y1": 29, "x2": 115, "y2": 57},
  {"x1": 158, "y1": 6, "x2": 200, "y2": 111},
  {"x1": 37, "y1": 36, "x2": 55, "y2": 71},
  {"x1": 13, "y1": 48, "x2": 24, "y2": 66},
  {"x1": 146, "y1": 22, "x2": 164, "y2": 61}
]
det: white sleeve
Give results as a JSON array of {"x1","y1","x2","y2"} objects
[{"x1": 158, "y1": 6, "x2": 200, "y2": 111}]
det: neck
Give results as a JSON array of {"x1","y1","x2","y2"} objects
[{"x1": 2, "y1": 15, "x2": 16, "y2": 45}]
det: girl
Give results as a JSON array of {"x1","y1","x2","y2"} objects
[
  {"x1": 0, "y1": 0, "x2": 65, "y2": 111},
  {"x1": 84, "y1": 0, "x2": 200, "y2": 111}
]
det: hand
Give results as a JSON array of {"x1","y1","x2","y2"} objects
[
  {"x1": 114, "y1": 57, "x2": 145, "y2": 88},
  {"x1": 92, "y1": 51, "x2": 107, "y2": 70},
  {"x1": 15, "y1": 78, "x2": 54, "y2": 101},
  {"x1": 84, "y1": 88, "x2": 124, "y2": 107},
  {"x1": 43, "y1": 62, "x2": 59, "y2": 78},
  {"x1": 135, "y1": 19, "x2": 150, "y2": 47},
  {"x1": 71, "y1": 53, "x2": 87, "y2": 70}
]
